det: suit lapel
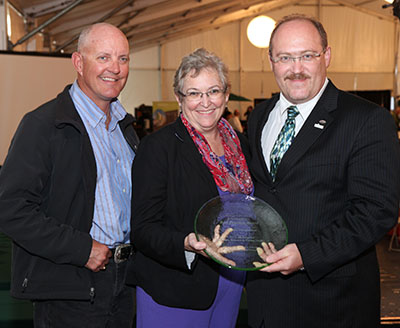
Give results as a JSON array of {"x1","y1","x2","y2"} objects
[
  {"x1": 250, "y1": 97, "x2": 279, "y2": 185},
  {"x1": 274, "y1": 82, "x2": 339, "y2": 182}
]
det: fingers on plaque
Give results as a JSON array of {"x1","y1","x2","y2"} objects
[{"x1": 219, "y1": 245, "x2": 246, "y2": 254}]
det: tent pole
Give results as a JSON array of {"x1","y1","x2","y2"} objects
[
  {"x1": 317, "y1": 0, "x2": 322, "y2": 19},
  {"x1": 9, "y1": 0, "x2": 83, "y2": 50}
]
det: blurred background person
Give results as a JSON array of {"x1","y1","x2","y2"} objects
[
  {"x1": 244, "y1": 105, "x2": 253, "y2": 120},
  {"x1": 228, "y1": 109, "x2": 243, "y2": 133},
  {"x1": 242, "y1": 105, "x2": 254, "y2": 135}
]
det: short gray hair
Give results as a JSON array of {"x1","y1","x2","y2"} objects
[{"x1": 173, "y1": 48, "x2": 230, "y2": 98}]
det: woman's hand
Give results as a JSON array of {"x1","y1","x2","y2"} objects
[
  {"x1": 186, "y1": 225, "x2": 245, "y2": 267},
  {"x1": 184, "y1": 232, "x2": 207, "y2": 254}
]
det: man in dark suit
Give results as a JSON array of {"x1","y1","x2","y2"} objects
[{"x1": 246, "y1": 14, "x2": 400, "y2": 328}]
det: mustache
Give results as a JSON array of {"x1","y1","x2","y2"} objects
[{"x1": 285, "y1": 73, "x2": 310, "y2": 80}]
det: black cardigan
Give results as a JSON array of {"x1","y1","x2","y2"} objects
[{"x1": 126, "y1": 117, "x2": 250, "y2": 309}]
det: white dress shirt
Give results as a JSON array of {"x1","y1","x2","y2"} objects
[{"x1": 261, "y1": 79, "x2": 329, "y2": 170}]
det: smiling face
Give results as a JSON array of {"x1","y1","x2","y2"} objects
[
  {"x1": 72, "y1": 24, "x2": 130, "y2": 112},
  {"x1": 176, "y1": 68, "x2": 229, "y2": 135},
  {"x1": 269, "y1": 19, "x2": 331, "y2": 104}
]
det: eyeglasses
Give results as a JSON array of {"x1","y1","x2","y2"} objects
[
  {"x1": 178, "y1": 87, "x2": 226, "y2": 102},
  {"x1": 270, "y1": 50, "x2": 326, "y2": 64}
]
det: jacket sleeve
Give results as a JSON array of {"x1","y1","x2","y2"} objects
[
  {"x1": 131, "y1": 132, "x2": 190, "y2": 270},
  {"x1": 0, "y1": 112, "x2": 92, "y2": 267}
]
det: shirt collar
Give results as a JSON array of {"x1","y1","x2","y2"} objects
[
  {"x1": 278, "y1": 78, "x2": 329, "y2": 119},
  {"x1": 69, "y1": 80, "x2": 127, "y2": 131}
]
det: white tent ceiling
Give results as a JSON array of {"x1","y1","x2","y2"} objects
[{"x1": 7, "y1": 0, "x2": 399, "y2": 53}]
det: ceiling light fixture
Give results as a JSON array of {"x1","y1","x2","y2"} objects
[{"x1": 246, "y1": 15, "x2": 276, "y2": 48}]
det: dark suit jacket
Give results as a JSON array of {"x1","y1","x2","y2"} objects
[
  {"x1": 126, "y1": 117, "x2": 250, "y2": 309},
  {"x1": 246, "y1": 81, "x2": 400, "y2": 328}
]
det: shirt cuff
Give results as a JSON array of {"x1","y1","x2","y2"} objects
[{"x1": 184, "y1": 251, "x2": 196, "y2": 269}]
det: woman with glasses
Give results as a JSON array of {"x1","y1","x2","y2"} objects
[{"x1": 126, "y1": 48, "x2": 253, "y2": 327}]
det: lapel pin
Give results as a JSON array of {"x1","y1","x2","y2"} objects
[{"x1": 314, "y1": 119, "x2": 326, "y2": 130}]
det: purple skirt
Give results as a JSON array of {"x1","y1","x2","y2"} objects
[{"x1": 136, "y1": 266, "x2": 245, "y2": 328}]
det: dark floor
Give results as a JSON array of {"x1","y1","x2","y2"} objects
[
  {"x1": 1, "y1": 232, "x2": 399, "y2": 327},
  {"x1": 378, "y1": 233, "x2": 400, "y2": 325}
]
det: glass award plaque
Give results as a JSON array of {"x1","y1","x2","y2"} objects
[{"x1": 194, "y1": 193, "x2": 287, "y2": 271}]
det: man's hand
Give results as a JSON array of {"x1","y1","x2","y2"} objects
[
  {"x1": 253, "y1": 241, "x2": 277, "y2": 268},
  {"x1": 257, "y1": 243, "x2": 304, "y2": 275},
  {"x1": 85, "y1": 239, "x2": 112, "y2": 272}
]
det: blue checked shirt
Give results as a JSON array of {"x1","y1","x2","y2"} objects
[{"x1": 69, "y1": 81, "x2": 135, "y2": 247}]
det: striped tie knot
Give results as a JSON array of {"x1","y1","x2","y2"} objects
[{"x1": 287, "y1": 106, "x2": 299, "y2": 120}]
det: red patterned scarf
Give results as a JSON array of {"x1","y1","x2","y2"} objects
[{"x1": 181, "y1": 113, "x2": 253, "y2": 194}]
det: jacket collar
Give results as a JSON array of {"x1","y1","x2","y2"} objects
[
  {"x1": 53, "y1": 84, "x2": 139, "y2": 151},
  {"x1": 119, "y1": 114, "x2": 139, "y2": 152},
  {"x1": 171, "y1": 116, "x2": 219, "y2": 195},
  {"x1": 54, "y1": 85, "x2": 86, "y2": 133}
]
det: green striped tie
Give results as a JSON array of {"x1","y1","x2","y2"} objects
[{"x1": 270, "y1": 106, "x2": 299, "y2": 181}]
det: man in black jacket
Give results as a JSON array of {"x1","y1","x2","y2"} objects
[{"x1": 0, "y1": 23, "x2": 139, "y2": 327}]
